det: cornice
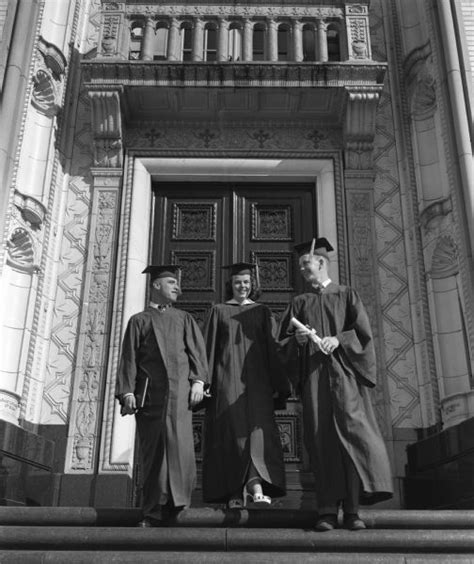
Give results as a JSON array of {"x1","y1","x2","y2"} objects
[
  {"x1": 119, "y1": 4, "x2": 345, "y2": 19},
  {"x1": 82, "y1": 61, "x2": 387, "y2": 89}
]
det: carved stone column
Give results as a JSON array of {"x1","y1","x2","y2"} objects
[
  {"x1": 268, "y1": 19, "x2": 278, "y2": 62},
  {"x1": 317, "y1": 20, "x2": 328, "y2": 62},
  {"x1": 342, "y1": 85, "x2": 392, "y2": 438},
  {"x1": 141, "y1": 17, "x2": 155, "y2": 61},
  {"x1": 167, "y1": 18, "x2": 180, "y2": 61},
  {"x1": 293, "y1": 20, "x2": 303, "y2": 62},
  {"x1": 243, "y1": 19, "x2": 253, "y2": 61},
  {"x1": 192, "y1": 18, "x2": 204, "y2": 62},
  {"x1": 64, "y1": 88, "x2": 123, "y2": 475},
  {"x1": 218, "y1": 18, "x2": 229, "y2": 61}
]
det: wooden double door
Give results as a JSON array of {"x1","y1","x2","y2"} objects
[{"x1": 149, "y1": 181, "x2": 317, "y2": 505}]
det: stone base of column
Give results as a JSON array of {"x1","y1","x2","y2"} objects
[
  {"x1": 57, "y1": 473, "x2": 134, "y2": 507},
  {"x1": 0, "y1": 419, "x2": 54, "y2": 506}
]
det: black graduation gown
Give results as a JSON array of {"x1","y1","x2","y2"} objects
[
  {"x1": 278, "y1": 283, "x2": 393, "y2": 505},
  {"x1": 116, "y1": 306, "x2": 209, "y2": 513},
  {"x1": 202, "y1": 302, "x2": 290, "y2": 503}
]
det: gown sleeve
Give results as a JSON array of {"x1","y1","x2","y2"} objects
[
  {"x1": 184, "y1": 313, "x2": 210, "y2": 385},
  {"x1": 203, "y1": 305, "x2": 220, "y2": 385},
  {"x1": 263, "y1": 306, "x2": 290, "y2": 397},
  {"x1": 277, "y1": 300, "x2": 305, "y2": 393},
  {"x1": 115, "y1": 316, "x2": 141, "y2": 404},
  {"x1": 335, "y1": 289, "x2": 377, "y2": 387}
]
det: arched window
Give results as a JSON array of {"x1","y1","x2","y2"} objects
[
  {"x1": 252, "y1": 23, "x2": 266, "y2": 61},
  {"x1": 129, "y1": 21, "x2": 144, "y2": 60},
  {"x1": 153, "y1": 21, "x2": 169, "y2": 60},
  {"x1": 204, "y1": 22, "x2": 217, "y2": 61},
  {"x1": 302, "y1": 24, "x2": 317, "y2": 61},
  {"x1": 180, "y1": 22, "x2": 193, "y2": 61},
  {"x1": 277, "y1": 23, "x2": 291, "y2": 61},
  {"x1": 228, "y1": 22, "x2": 242, "y2": 61},
  {"x1": 327, "y1": 24, "x2": 341, "y2": 61}
]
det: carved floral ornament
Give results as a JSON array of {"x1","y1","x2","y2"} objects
[
  {"x1": 32, "y1": 37, "x2": 67, "y2": 117},
  {"x1": 431, "y1": 235, "x2": 459, "y2": 279},
  {"x1": 6, "y1": 227, "x2": 39, "y2": 273}
]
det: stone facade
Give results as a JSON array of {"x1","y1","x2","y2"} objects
[{"x1": 0, "y1": 0, "x2": 472, "y2": 508}]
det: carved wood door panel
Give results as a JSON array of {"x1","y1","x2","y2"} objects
[{"x1": 150, "y1": 181, "x2": 317, "y2": 507}]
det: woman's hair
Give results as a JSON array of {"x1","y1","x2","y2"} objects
[{"x1": 224, "y1": 273, "x2": 262, "y2": 301}]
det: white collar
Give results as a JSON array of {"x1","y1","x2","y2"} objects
[
  {"x1": 150, "y1": 301, "x2": 172, "y2": 311},
  {"x1": 226, "y1": 298, "x2": 255, "y2": 305}
]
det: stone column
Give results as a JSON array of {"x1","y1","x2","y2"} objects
[
  {"x1": 268, "y1": 19, "x2": 278, "y2": 61},
  {"x1": 243, "y1": 19, "x2": 253, "y2": 61},
  {"x1": 317, "y1": 20, "x2": 328, "y2": 62},
  {"x1": 64, "y1": 88, "x2": 123, "y2": 475},
  {"x1": 217, "y1": 18, "x2": 229, "y2": 61},
  {"x1": 167, "y1": 18, "x2": 180, "y2": 61},
  {"x1": 141, "y1": 17, "x2": 155, "y2": 61},
  {"x1": 293, "y1": 20, "x2": 303, "y2": 62},
  {"x1": 192, "y1": 18, "x2": 204, "y2": 61}
]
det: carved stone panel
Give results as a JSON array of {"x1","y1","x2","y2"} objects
[
  {"x1": 251, "y1": 203, "x2": 293, "y2": 241},
  {"x1": 172, "y1": 202, "x2": 217, "y2": 241},
  {"x1": 250, "y1": 251, "x2": 294, "y2": 292},
  {"x1": 171, "y1": 250, "x2": 216, "y2": 291}
]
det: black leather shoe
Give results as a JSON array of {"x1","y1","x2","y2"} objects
[
  {"x1": 314, "y1": 514, "x2": 338, "y2": 531},
  {"x1": 343, "y1": 513, "x2": 366, "y2": 531},
  {"x1": 136, "y1": 517, "x2": 162, "y2": 528}
]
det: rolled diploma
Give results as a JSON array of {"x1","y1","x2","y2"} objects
[{"x1": 290, "y1": 316, "x2": 328, "y2": 354}]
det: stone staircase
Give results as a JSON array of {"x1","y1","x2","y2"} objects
[{"x1": 1, "y1": 507, "x2": 474, "y2": 563}]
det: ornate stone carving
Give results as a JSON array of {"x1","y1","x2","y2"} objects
[
  {"x1": 431, "y1": 235, "x2": 458, "y2": 279},
  {"x1": 343, "y1": 87, "x2": 382, "y2": 170},
  {"x1": 13, "y1": 190, "x2": 47, "y2": 227},
  {"x1": 345, "y1": 4, "x2": 371, "y2": 61},
  {"x1": 6, "y1": 227, "x2": 38, "y2": 273},
  {"x1": 420, "y1": 196, "x2": 452, "y2": 232},
  {"x1": 251, "y1": 204, "x2": 293, "y2": 241},
  {"x1": 32, "y1": 37, "x2": 67, "y2": 117},
  {"x1": 88, "y1": 89, "x2": 123, "y2": 167},
  {"x1": 67, "y1": 185, "x2": 120, "y2": 473},
  {"x1": 411, "y1": 70, "x2": 436, "y2": 120}
]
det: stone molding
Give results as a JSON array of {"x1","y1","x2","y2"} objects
[{"x1": 82, "y1": 60, "x2": 387, "y2": 89}]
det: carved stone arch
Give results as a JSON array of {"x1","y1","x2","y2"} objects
[{"x1": 431, "y1": 234, "x2": 458, "y2": 279}]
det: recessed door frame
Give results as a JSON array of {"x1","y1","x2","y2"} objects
[{"x1": 100, "y1": 154, "x2": 342, "y2": 477}]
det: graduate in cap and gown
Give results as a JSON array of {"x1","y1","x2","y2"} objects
[
  {"x1": 202, "y1": 262, "x2": 290, "y2": 508},
  {"x1": 278, "y1": 238, "x2": 393, "y2": 531},
  {"x1": 116, "y1": 265, "x2": 209, "y2": 527}
]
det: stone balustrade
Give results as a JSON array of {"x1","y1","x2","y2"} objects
[{"x1": 98, "y1": 3, "x2": 372, "y2": 63}]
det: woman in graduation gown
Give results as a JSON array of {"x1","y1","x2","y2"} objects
[{"x1": 202, "y1": 263, "x2": 290, "y2": 508}]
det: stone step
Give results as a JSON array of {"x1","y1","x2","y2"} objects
[
  {"x1": 1, "y1": 526, "x2": 474, "y2": 553},
  {"x1": 1, "y1": 507, "x2": 474, "y2": 529},
  {"x1": 0, "y1": 551, "x2": 473, "y2": 564}
]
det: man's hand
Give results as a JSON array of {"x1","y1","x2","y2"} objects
[
  {"x1": 122, "y1": 394, "x2": 137, "y2": 415},
  {"x1": 294, "y1": 327, "x2": 311, "y2": 345},
  {"x1": 320, "y1": 336, "x2": 339, "y2": 355},
  {"x1": 189, "y1": 381, "x2": 204, "y2": 408}
]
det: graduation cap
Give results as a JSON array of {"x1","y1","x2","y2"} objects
[
  {"x1": 294, "y1": 237, "x2": 334, "y2": 259},
  {"x1": 222, "y1": 262, "x2": 259, "y2": 286},
  {"x1": 142, "y1": 264, "x2": 182, "y2": 281}
]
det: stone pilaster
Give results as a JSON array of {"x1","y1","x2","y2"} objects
[
  {"x1": 345, "y1": 3, "x2": 371, "y2": 60},
  {"x1": 64, "y1": 88, "x2": 123, "y2": 473},
  {"x1": 342, "y1": 84, "x2": 391, "y2": 438}
]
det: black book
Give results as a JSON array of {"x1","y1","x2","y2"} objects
[{"x1": 134, "y1": 376, "x2": 149, "y2": 410}]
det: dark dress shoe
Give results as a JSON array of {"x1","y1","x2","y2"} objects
[
  {"x1": 314, "y1": 514, "x2": 338, "y2": 531},
  {"x1": 136, "y1": 517, "x2": 162, "y2": 528},
  {"x1": 343, "y1": 513, "x2": 366, "y2": 531}
]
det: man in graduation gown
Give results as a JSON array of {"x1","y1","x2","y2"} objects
[
  {"x1": 278, "y1": 238, "x2": 393, "y2": 531},
  {"x1": 116, "y1": 265, "x2": 209, "y2": 527}
]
